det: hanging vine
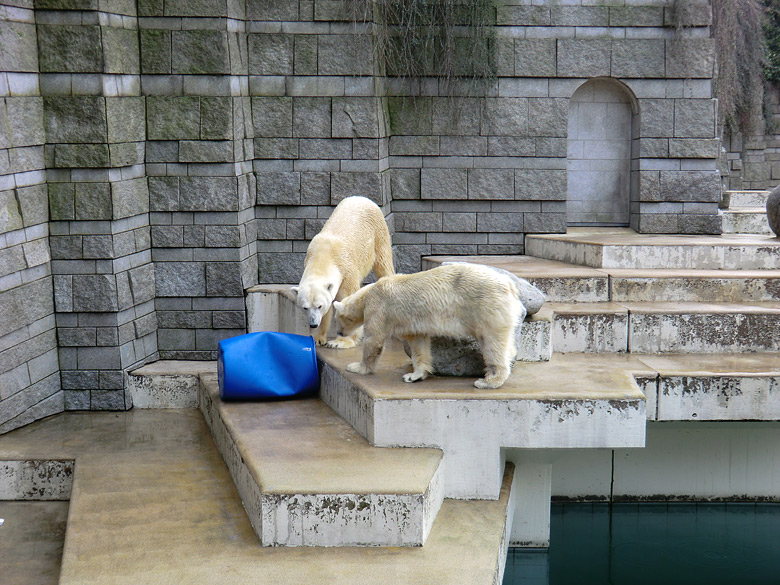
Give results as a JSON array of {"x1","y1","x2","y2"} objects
[{"x1": 351, "y1": 0, "x2": 497, "y2": 96}]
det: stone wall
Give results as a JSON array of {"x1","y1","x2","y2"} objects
[
  {"x1": 722, "y1": 85, "x2": 780, "y2": 191},
  {"x1": 1, "y1": 1, "x2": 61, "y2": 433},
  {"x1": 0, "y1": 0, "x2": 724, "y2": 430}
]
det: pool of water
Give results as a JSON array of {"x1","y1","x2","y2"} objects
[{"x1": 504, "y1": 502, "x2": 780, "y2": 585}]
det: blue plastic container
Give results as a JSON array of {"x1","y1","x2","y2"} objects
[{"x1": 217, "y1": 331, "x2": 320, "y2": 401}]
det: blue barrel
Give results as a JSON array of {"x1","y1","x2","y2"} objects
[{"x1": 218, "y1": 332, "x2": 320, "y2": 400}]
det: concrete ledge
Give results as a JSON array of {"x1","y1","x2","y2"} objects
[
  {"x1": 720, "y1": 208, "x2": 772, "y2": 235},
  {"x1": 525, "y1": 228, "x2": 780, "y2": 270},
  {"x1": 318, "y1": 347, "x2": 647, "y2": 500},
  {"x1": 198, "y1": 374, "x2": 445, "y2": 547},
  {"x1": 0, "y1": 460, "x2": 73, "y2": 500},
  {"x1": 127, "y1": 360, "x2": 215, "y2": 408}
]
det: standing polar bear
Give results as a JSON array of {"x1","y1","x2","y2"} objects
[
  {"x1": 293, "y1": 196, "x2": 394, "y2": 348},
  {"x1": 333, "y1": 263, "x2": 523, "y2": 389}
]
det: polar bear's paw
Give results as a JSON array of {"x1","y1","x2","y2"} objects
[
  {"x1": 402, "y1": 371, "x2": 427, "y2": 383},
  {"x1": 326, "y1": 336, "x2": 357, "y2": 349},
  {"x1": 313, "y1": 335, "x2": 328, "y2": 347},
  {"x1": 347, "y1": 361, "x2": 371, "y2": 375},
  {"x1": 474, "y1": 377, "x2": 500, "y2": 389}
]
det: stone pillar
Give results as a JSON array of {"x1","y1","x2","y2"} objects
[
  {"x1": 510, "y1": 462, "x2": 553, "y2": 548},
  {"x1": 0, "y1": 4, "x2": 62, "y2": 432},
  {"x1": 40, "y1": 1, "x2": 157, "y2": 410},
  {"x1": 140, "y1": 0, "x2": 256, "y2": 359}
]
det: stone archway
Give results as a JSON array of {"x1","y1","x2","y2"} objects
[{"x1": 567, "y1": 79, "x2": 635, "y2": 226}]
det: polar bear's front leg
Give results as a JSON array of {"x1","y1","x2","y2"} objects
[
  {"x1": 401, "y1": 335, "x2": 432, "y2": 383},
  {"x1": 346, "y1": 334, "x2": 384, "y2": 375},
  {"x1": 311, "y1": 307, "x2": 333, "y2": 346},
  {"x1": 474, "y1": 331, "x2": 513, "y2": 389}
]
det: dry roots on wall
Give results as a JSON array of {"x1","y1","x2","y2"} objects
[{"x1": 350, "y1": 0, "x2": 497, "y2": 94}]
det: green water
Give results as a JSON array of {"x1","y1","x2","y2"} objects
[{"x1": 503, "y1": 502, "x2": 780, "y2": 585}]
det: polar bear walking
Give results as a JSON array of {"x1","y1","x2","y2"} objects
[
  {"x1": 333, "y1": 263, "x2": 523, "y2": 389},
  {"x1": 292, "y1": 196, "x2": 394, "y2": 348}
]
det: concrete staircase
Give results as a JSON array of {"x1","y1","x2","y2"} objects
[
  {"x1": 3, "y1": 191, "x2": 780, "y2": 583},
  {"x1": 720, "y1": 189, "x2": 773, "y2": 235}
]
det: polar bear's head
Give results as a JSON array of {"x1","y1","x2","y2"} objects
[
  {"x1": 292, "y1": 281, "x2": 338, "y2": 329},
  {"x1": 332, "y1": 286, "x2": 370, "y2": 337}
]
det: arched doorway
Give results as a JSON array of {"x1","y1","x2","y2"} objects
[{"x1": 567, "y1": 78, "x2": 636, "y2": 226}]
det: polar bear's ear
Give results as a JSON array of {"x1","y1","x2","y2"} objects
[
  {"x1": 291, "y1": 286, "x2": 299, "y2": 295},
  {"x1": 332, "y1": 301, "x2": 344, "y2": 313}
]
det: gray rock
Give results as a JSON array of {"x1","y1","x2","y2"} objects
[{"x1": 768, "y1": 185, "x2": 780, "y2": 237}]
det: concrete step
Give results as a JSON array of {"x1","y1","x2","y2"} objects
[
  {"x1": 540, "y1": 302, "x2": 780, "y2": 354},
  {"x1": 0, "y1": 410, "x2": 514, "y2": 584},
  {"x1": 525, "y1": 227, "x2": 780, "y2": 270},
  {"x1": 128, "y1": 362, "x2": 445, "y2": 547},
  {"x1": 424, "y1": 255, "x2": 780, "y2": 304},
  {"x1": 199, "y1": 374, "x2": 444, "y2": 547},
  {"x1": 720, "y1": 207, "x2": 772, "y2": 235},
  {"x1": 725, "y1": 189, "x2": 770, "y2": 208},
  {"x1": 318, "y1": 345, "x2": 647, "y2": 500},
  {"x1": 640, "y1": 353, "x2": 780, "y2": 422}
]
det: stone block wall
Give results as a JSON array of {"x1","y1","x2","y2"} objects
[
  {"x1": 39, "y1": 1, "x2": 157, "y2": 411},
  {"x1": 0, "y1": 0, "x2": 726, "y2": 430},
  {"x1": 0, "y1": 1, "x2": 62, "y2": 433},
  {"x1": 722, "y1": 85, "x2": 780, "y2": 192}
]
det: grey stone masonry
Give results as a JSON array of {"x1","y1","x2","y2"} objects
[
  {"x1": 1, "y1": 1, "x2": 63, "y2": 432},
  {"x1": 0, "y1": 0, "x2": 728, "y2": 429},
  {"x1": 38, "y1": 0, "x2": 158, "y2": 412}
]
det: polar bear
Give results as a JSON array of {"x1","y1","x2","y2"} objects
[
  {"x1": 332, "y1": 263, "x2": 523, "y2": 389},
  {"x1": 292, "y1": 196, "x2": 394, "y2": 349}
]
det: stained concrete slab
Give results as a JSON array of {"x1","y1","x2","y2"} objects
[
  {"x1": 198, "y1": 374, "x2": 444, "y2": 547},
  {"x1": 0, "y1": 411, "x2": 514, "y2": 585},
  {"x1": 0, "y1": 501, "x2": 68, "y2": 585}
]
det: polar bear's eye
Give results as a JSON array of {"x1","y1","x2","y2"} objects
[{"x1": 317, "y1": 304, "x2": 322, "y2": 310}]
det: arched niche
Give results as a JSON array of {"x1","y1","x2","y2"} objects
[{"x1": 566, "y1": 78, "x2": 638, "y2": 226}]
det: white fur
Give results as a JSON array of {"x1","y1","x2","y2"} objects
[
  {"x1": 293, "y1": 196, "x2": 394, "y2": 348},
  {"x1": 333, "y1": 263, "x2": 523, "y2": 389}
]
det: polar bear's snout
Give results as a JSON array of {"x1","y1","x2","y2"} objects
[{"x1": 307, "y1": 306, "x2": 324, "y2": 328}]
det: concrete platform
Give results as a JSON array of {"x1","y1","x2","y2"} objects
[
  {"x1": 0, "y1": 410, "x2": 515, "y2": 585},
  {"x1": 524, "y1": 227, "x2": 780, "y2": 269},
  {"x1": 318, "y1": 345, "x2": 648, "y2": 500},
  {"x1": 198, "y1": 373, "x2": 444, "y2": 547}
]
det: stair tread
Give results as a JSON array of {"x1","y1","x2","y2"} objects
[
  {"x1": 319, "y1": 344, "x2": 648, "y2": 402},
  {"x1": 200, "y1": 373, "x2": 442, "y2": 496},
  {"x1": 426, "y1": 255, "x2": 780, "y2": 279},
  {"x1": 542, "y1": 301, "x2": 780, "y2": 314}
]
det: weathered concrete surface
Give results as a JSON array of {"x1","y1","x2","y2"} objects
[
  {"x1": 627, "y1": 302, "x2": 780, "y2": 353},
  {"x1": 0, "y1": 410, "x2": 513, "y2": 584},
  {"x1": 0, "y1": 501, "x2": 68, "y2": 585},
  {"x1": 538, "y1": 302, "x2": 629, "y2": 353},
  {"x1": 607, "y1": 268, "x2": 780, "y2": 302},
  {"x1": 636, "y1": 353, "x2": 780, "y2": 421},
  {"x1": 726, "y1": 190, "x2": 769, "y2": 207},
  {"x1": 318, "y1": 345, "x2": 647, "y2": 500},
  {"x1": 127, "y1": 360, "x2": 215, "y2": 408},
  {"x1": 0, "y1": 459, "x2": 73, "y2": 500},
  {"x1": 198, "y1": 374, "x2": 444, "y2": 547},
  {"x1": 525, "y1": 228, "x2": 780, "y2": 269},
  {"x1": 720, "y1": 207, "x2": 772, "y2": 235}
]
